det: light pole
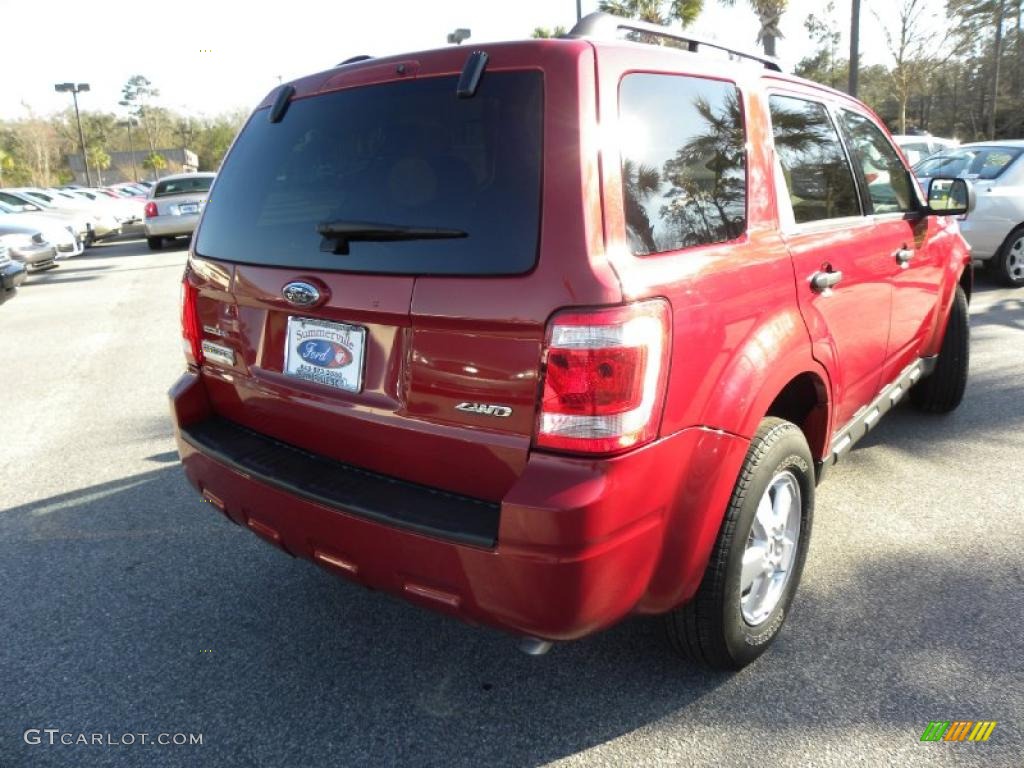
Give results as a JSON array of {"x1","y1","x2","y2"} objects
[
  {"x1": 848, "y1": 0, "x2": 860, "y2": 97},
  {"x1": 577, "y1": 0, "x2": 582, "y2": 22},
  {"x1": 55, "y1": 82, "x2": 92, "y2": 186},
  {"x1": 119, "y1": 118, "x2": 139, "y2": 182}
]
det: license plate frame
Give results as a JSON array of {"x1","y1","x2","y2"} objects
[
  {"x1": 283, "y1": 316, "x2": 366, "y2": 393},
  {"x1": 178, "y1": 203, "x2": 200, "y2": 215}
]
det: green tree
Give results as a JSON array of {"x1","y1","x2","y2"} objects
[
  {"x1": 0, "y1": 147, "x2": 13, "y2": 185},
  {"x1": 804, "y1": 1, "x2": 841, "y2": 88},
  {"x1": 87, "y1": 145, "x2": 111, "y2": 185},
  {"x1": 142, "y1": 151, "x2": 167, "y2": 181},
  {"x1": 720, "y1": 0, "x2": 788, "y2": 57},
  {"x1": 191, "y1": 112, "x2": 246, "y2": 171},
  {"x1": 531, "y1": 26, "x2": 568, "y2": 38},
  {"x1": 598, "y1": 0, "x2": 704, "y2": 28},
  {"x1": 120, "y1": 75, "x2": 161, "y2": 154}
]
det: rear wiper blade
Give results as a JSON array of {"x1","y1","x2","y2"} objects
[{"x1": 317, "y1": 220, "x2": 467, "y2": 254}]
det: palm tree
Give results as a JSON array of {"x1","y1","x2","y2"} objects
[
  {"x1": 599, "y1": 0, "x2": 705, "y2": 28},
  {"x1": 719, "y1": 0, "x2": 788, "y2": 57},
  {"x1": 621, "y1": 159, "x2": 662, "y2": 253}
]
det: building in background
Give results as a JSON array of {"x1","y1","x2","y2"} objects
[{"x1": 65, "y1": 148, "x2": 198, "y2": 185}]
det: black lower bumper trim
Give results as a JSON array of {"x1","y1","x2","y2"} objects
[{"x1": 180, "y1": 417, "x2": 500, "y2": 548}]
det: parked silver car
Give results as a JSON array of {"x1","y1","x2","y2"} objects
[
  {"x1": 0, "y1": 221, "x2": 58, "y2": 273},
  {"x1": 916, "y1": 140, "x2": 1024, "y2": 286},
  {"x1": 144, "y1": 173, "x2": 215, "y2": 250},
  {"x1": 0, "y1": 201, "x2": 83, "y2": 258},
  {"x1": 0, "y1": 189, "x2": 91, "y2": 245}
]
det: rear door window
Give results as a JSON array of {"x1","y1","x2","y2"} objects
[
  {"x1": 769, "y1": 96, "x2": 861, "y2": 224},
  {"x1": 617, "y1": 74, "x2": 746, "y2": 255},
  {"x1": 195, "y1": 72, "x2": 543, "y2": 275}
]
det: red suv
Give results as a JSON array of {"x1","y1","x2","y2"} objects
[{"x1": 170, "y1": 13, "x2": 972, "y2": 668}]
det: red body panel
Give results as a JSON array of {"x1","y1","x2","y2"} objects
[
  {"x1": 170, "y1": 37, "x2": 972, "y2": 643},
  {"x1": 171, "y1": 371, "x2": 747, "y2": 639}
]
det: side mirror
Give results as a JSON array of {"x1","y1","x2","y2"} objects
[{"x1": 927, "y1": 177, "x2": 973, "y2": 216}]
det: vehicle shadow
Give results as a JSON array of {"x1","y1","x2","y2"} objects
[{"x1": 3, "y1": 464, "x2": 1021, "y2": 766}]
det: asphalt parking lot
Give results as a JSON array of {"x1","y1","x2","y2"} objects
[{"x1": 1, "y1": 235, "x2": 1022, "y2": 768}]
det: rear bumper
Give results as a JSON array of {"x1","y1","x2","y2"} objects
[
  {"x1": 169, "y1": 371, "x2": 748, "y2": 641},
  {"x1": 146, "y1": 214, "x2": 200, "y2": 237},
  {"x1": 10, "y1": 244, "x2": 57, "y2": 270},
  {"x1": 1, "y1": 261, "x2": 27, "y2": 292}
]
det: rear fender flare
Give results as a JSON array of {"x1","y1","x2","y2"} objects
[{"x1": 696, "y1": 307, "x2": 832, "y2": 447}]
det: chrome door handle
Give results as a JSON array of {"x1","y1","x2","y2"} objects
[
  {"x1": 895, "y1": 248, "x2": 913, "y2": 266},
  {"x1": 811, "y1": 270, "x2": 843, "y2": 293}
]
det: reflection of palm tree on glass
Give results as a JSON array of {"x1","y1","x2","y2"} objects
[
  {"x1": 622, "y1": 159, "x2": 662, "y2": 253},
  {"x1": 660, "y1": 92, "x2": 746, "y2": 245}
]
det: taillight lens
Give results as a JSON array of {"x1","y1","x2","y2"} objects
[
  {"x1": 180, "y1": 274, "x2": 204, "y2": 366},
  {"x1": 144, "y1": 202, "x2": 157, "y2": 218},
  {"x1": 536, "y1": 299, "x2": 671, "y2": 455}
]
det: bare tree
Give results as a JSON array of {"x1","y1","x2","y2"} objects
[{"x1": 876, "y1": 0, "x2": 939, "y2": 134}]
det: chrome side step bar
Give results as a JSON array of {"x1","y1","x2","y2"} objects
[{"x1": 825, "y1": 356, "x2": 937, "y2": 468}]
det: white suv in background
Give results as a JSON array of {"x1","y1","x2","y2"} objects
[{"x1": 893, "y1": 134, "x2": 958, "y2": 166}]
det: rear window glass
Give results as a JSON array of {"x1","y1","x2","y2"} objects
[
  {"x1": 618, "y1": 74, "x2": 746, "y2": 255},
  {"x1": 195, "y1": 72, "x2": 544, "y2": 275},
  {"x1": 155, "y1": 177, "x2": 213, "y2": 197},
  {"x1": 915, "y1": 147, "x2": 1023, "y2": 179}
]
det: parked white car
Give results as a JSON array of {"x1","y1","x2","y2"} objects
[
  {"x1": 916, "y1": 140, "x2": 1024, "y2": 286},
  {"x1": 0, "y1": 201, "x2": 83, "y2": 258},
  {"x1": 0, "y1": 189, "x2": 92, "y2": 245},
  {"x1": 66, "y1": 188, "x2": 144, "y2": 224},
  {"x1": 893, "y1": 134, "x2": 959, "y2": 167},
  {"x1": 8, "y1": 187, "x2": 120, "y2": 243}
]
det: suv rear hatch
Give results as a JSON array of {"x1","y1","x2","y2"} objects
[{"x1": 186, "y1": 43, "x2": 620, "y2": 503}]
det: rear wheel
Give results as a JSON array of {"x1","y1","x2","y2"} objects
[
  {"x1": 991, "y1": 226, "x2": 1024, "y2": 287},
  {"x1": 910, "y1": 285, "x2": 969, "y2": 413},
  {"x1": 147, "y1": 236, "x2": 164, "y2": 251},
  {"x1": 666, "y1": 418, "x2": 814, "y2": 669}
]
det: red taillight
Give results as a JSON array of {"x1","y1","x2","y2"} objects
[
  {"x1": 144, "y1": 202, "x2": 158, "y2": 218},
  {"x1": 864, "y1": 172, "x2": 879, "y2": 184},
  {"x1": 536, "y1": 299, "x2": 671, "y2": 455},
  {"x1": 180, "y1": 274, "x2": 203, "y2": 366}
]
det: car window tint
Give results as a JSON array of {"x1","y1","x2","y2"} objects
[
  {"x1": 769, "y1": 96, "x2": 860, "y2": 224},
  {"x1": 975, "y1": 150, "x2": 1020, "y2": 179},
  {"x1": 916, "y1": 147, "x2": 1022, "y2": 180},
  {"x1": 617, "y1": 74, "x2": 746, "y2": 255},
  {"x1": 841, "y1": 111, "x2": 915, "y2": 213},
  {"x1": 197, "y1": 72, "x2": 544, "y2": 275},
  {"x1": 915, "y1": 153, "x2": 969, "y2": 177},
  {"x1": 155, "y1": 177, "x2": 213, "y2": 197}
]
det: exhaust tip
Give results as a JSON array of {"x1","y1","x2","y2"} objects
[{"x1": 517, "y1": 637, "x2": 553, "y2": 656}]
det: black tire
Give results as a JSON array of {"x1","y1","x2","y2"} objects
[
  {"x1": 991, "y1": 226, "x2": 1024, "y2": 287},
  {"x1": 910, "y1": 285, "x2": 969, "y2": 413},
  {"x1": 147, "y1": 236, "x2": 164, "y2": 251},
  {"x1": 666, "y1": 418, "x2": 814, "y2": 669}
]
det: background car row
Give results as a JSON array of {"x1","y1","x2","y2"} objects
[{"x1": 0, "y1": 174, "x2": 217, "y2": 306}]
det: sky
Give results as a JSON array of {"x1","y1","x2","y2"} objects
[{"x1": 0, "y1": 0, "x2": 944, "y2": 120}]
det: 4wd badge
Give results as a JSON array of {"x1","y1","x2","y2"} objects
[{"x1": 455, "y1": 402, "x2": 513, "y2": 418}]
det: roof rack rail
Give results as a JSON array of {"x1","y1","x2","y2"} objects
[
  {"x1": 567, "y1": 11, "x2": 781, "y2": 72},
  {"x1": 336, "y1": 54, "x2": 373, "y2": 67}
]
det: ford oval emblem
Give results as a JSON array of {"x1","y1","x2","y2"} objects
[
  {"x1": 283, "y1": 281, "x2": 320, "y2": 307},
  {"x1": 297, "y1": 339, "x2": 353, "y2": 369}
]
